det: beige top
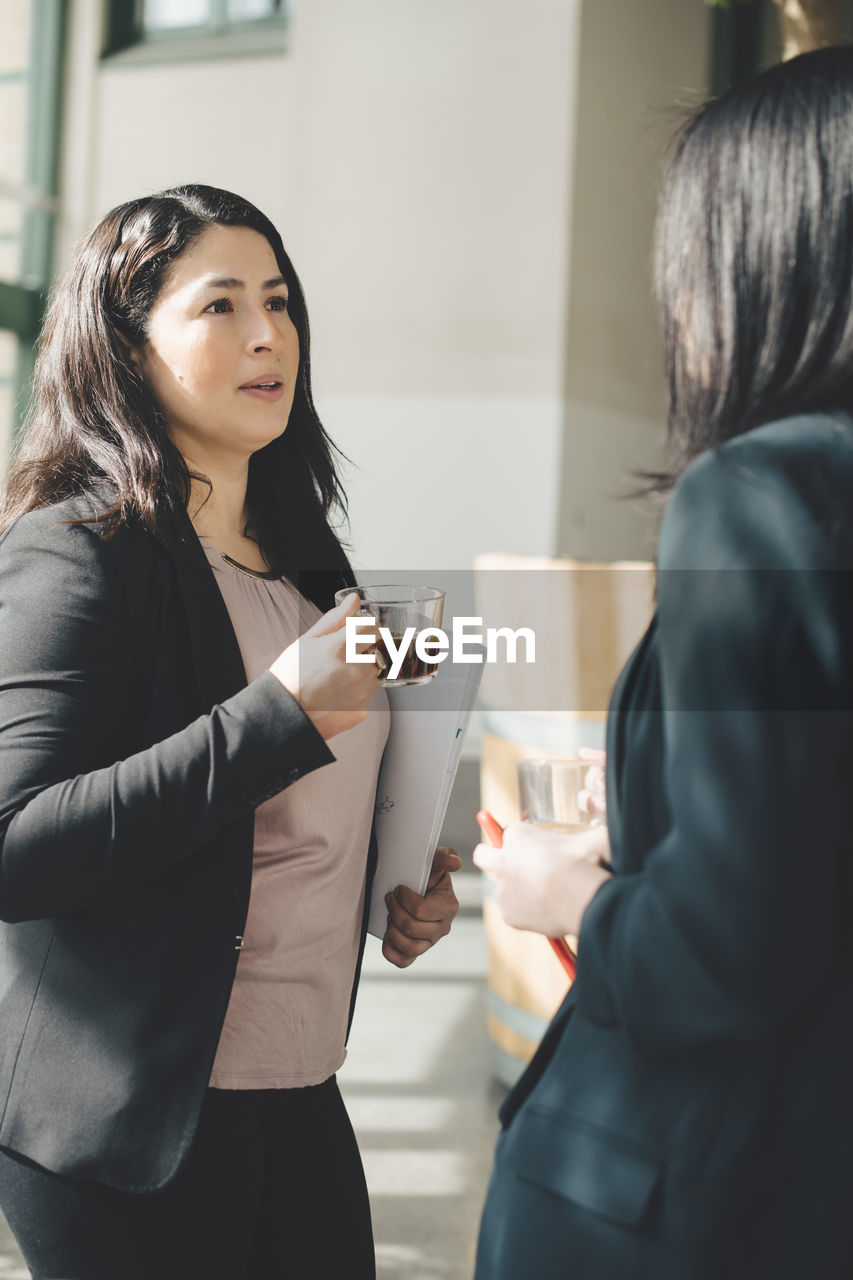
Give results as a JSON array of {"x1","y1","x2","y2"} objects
[{"x1": 201, "y1": 540, "x2": 390, "y2": 1089}]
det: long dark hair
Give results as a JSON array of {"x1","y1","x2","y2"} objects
[
  {"x1": 2, "y1": 184, "x2": 352, "y2": 604},
  {"x1": 648, "y1": 44, "x2": 853, "y2": 496}
]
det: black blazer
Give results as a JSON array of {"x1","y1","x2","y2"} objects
[
  {"x1": 0, "y1": 492, "x2": 372, "y2": 1192},
  {"x1": 478, "y1": 414, "x2": 853, "y2": 1280}
]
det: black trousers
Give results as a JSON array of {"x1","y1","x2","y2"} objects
[{"x1": 0, "y1": 1077, "x2": 375, "y2": 1280}]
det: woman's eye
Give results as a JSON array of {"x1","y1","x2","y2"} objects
[
  {"x1": 267, "y1": 296, "x2": 289, "y2": 312},
  {"x1": 205, "y1": 298, "x2": 232, "y2": 315}
]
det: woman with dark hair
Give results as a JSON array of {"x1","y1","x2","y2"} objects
[
  {"x1": 0, "y1": 184, "x2": 460, "y2": 1279},
  {"x1": 474, "y1": 46, "x2": 853, "y2": 1280}
]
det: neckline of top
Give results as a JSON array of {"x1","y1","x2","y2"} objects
[
  {"x1": 197, "y1": 535, "x2": 280, "y2": 581},
  {"x1": 219, "y1": 552, "x2": 280, "y2": 581}
]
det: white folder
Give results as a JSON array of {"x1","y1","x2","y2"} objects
[{"x1": 368, "y1": 648, "x2": 484, "y2": 939}]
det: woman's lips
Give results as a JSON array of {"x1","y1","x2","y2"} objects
[{"x1": 239, "y1": 382, "x2": 284, "y2": 402}]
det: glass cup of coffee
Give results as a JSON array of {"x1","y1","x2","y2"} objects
[
  {"x1": 516, "y1": 758, "x2": 602, "y2": 832},
  {"x1": 334, "y1": 585, "x2": 446, "y2": 687}
]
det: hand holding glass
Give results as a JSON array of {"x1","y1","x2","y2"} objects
[
  {"x1": 333, "y1": 585, "x2": 446, "y2": 687},
  {"x1": 517, "y1": 758, "x2": 604, "y2": 832}
]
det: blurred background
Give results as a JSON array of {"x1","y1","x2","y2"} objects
[
  {"x1": 0, "y1": 2, "x2": 845, "y2": 1277},
  {"x1": 1, "y1": 0, "x2": 806, "y2": 568}
]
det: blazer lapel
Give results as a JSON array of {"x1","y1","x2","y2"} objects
[
  {"x1": 605, "y1": 616, "x2": 657, "y2": 865},
  {"x1": 170, "y1": 522, "x2": 248, "y2": 713}
]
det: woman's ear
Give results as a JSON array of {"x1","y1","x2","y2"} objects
[{"x1": 116, "y1": 330, "x2": 145, "y2": 374}]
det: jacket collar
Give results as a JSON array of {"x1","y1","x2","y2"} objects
[
  {"x1": 170, "y1": 512, "x2": 248, "y2": 713},
  {"x1": 605, "y1": 616, "x2": 657, "y2": 862}
]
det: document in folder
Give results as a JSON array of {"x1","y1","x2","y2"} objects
[{"x1": 367, "y1": 648, "x2": 484, "y2": 939}]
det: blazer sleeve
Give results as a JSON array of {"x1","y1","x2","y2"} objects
[
  {"x1": 0, "y1": 511, "x2": 335, "y2": 922},
  {"x1": 573, "y1": 443, "x2": 853, "y2": 1057}
]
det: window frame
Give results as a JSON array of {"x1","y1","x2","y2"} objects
[
  {"x1": 708, "y1": 0, "x2": 763, "y2": 97},
  {"x1": 0, "y1": 0, "x2": 66, "y2": 436},
  {"x1": 103, "y1": 0, "x2": 290, "y2": 63}
]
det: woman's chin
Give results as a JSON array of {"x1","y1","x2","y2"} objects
[{"x1": 250, "y1": 425, "x2": 288, "y2": 455}]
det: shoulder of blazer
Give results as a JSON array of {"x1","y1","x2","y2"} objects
[
  {"x1": 0, "y1": 487, "x2": 155, "y2": 556},
  {"x1": 4, "y1": 499, "x2": 166, "y2": 644},
  {"x1": 2, "y1": 491, "x2": 247, "y2": 711},
  {"x1": 0, "y1": 487, "x2": 194, "y2": 591},
  {"x1": 659, "y1": 411, "x2": 853, "y2": 573}
]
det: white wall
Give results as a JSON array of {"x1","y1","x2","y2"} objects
[
  {"x1": 556, "y1": 0, "x2": 710, "y2": 560},
  {"x1": 319, "y1": 393, "x2": 563, "y2": 573}
]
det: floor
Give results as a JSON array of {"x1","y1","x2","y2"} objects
[
  {"x1": 0, "y1": 762, "x2": 503, "y2": 1279},
  {"x1": 340, "y1": 917, "x2": 501, "y2": 1279}
]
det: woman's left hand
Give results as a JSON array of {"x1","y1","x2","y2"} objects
[
  {"x1": 474, "y1": 822, "x2": 612, "y2": 938},
  {"x1": 382, "y1": 847, "x2": 462, "y2": 968}
]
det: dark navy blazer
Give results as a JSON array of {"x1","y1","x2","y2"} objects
[
  {"x1": 0, "y1": 492, "x2": 371, "y2": 1192},
  {"x1": 476, "y1": 413, "x2": 853, "y2": 1280}
]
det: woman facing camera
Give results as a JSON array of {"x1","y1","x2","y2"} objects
[
  {"x1": 475, "y1": 46, "x2": 853, "y2": 1280},
  {"x1": 0, "y1": 184, "x2": 460, "y2": 1279}
]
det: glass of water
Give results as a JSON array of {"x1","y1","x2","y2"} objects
[{"x1": 516, "y1": 758, "x2": 602, "y2": 831}]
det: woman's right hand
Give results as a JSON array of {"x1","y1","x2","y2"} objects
[
  {"x1": 269, "y1": 593, "x2": 380, "y2": 740},
  {"x1": 473, "y1": 820, "x2": 611, "y2": 938}
]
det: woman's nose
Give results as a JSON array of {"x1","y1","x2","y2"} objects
[{"x1": 246, "y1": 307, "x2": 284, "y2": 353}]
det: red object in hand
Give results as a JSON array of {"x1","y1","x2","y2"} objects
[{"x1": 476, "y1": 810, "x2": 577, "y2": 982}]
